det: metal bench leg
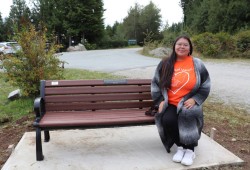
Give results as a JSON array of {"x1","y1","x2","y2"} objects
[
  {"x1": 36, "y1": 128, "x2": 44, "y2": 161},
  {"x1": 44, "y1": 130, "x2": 50, "y2": 142}
]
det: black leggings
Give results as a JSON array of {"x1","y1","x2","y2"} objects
[{"x1": 161, "y1": 104, "x2": 195, "y2": 151}]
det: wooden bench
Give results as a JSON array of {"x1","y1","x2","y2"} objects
[{"x1": 33, "y1": 79, "x2": 155, "y2": 161}]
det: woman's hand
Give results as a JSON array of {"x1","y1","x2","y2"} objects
[
  {"x1": 158, "y1": 101, "x2": 164, "y2": 113},
  {"x1": 184, "y1": 98, "x2": 196, "y2": 109}
]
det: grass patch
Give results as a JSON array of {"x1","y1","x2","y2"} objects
[
  {"x1": 204, "y1": 96, "x2": 250, "y2": 138},
  {"x1": 0, "y1": 69, "x2": 123, "y2": 125},
  {"x1": 204, "y1": 97, "x2": 249, "y2": 126},
  {"x1": 63, "y1": 68, "x2": 122, "y2": 80},
  {"x1": 0, "y1": 72, "x2": 33, "y2": 124}
]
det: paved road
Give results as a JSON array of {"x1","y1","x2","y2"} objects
[
  {"x1": 60, "y1": 48, "x2": 250, "y2": 113},
  {"x1": 60, "y1": 48, "x2": 159, "y2": 72}
]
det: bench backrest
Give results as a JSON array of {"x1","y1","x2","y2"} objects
[{"x1": 40, "y1": 79, "x2": 153, "y2": 112}]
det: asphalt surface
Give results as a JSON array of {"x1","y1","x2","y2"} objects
[{"x1": 60, "y1": 48, "x2": 159, "y2": 72}]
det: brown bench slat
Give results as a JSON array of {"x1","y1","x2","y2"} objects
[
  {"x1": 43, "y1": 110, "x2": 149, "y2": 120},
  {"x1": 40, "y1": 117, "x2": 154, "y2": 127},
  {"x1": 39, "y1": 110, "x2": 154, "y2": 127},
  {"x1": 45, "y1": 79, "x2": 151, "y2": 87},
  {"x1": 45, "y1": 85, "x2": 150, "y2": 95},
  {"x1": 45, "y1": 93, "x2": 152, "y2": 103},
  {"x1": 44, "y1": 109, "x2": 149, "y2": 118},
  {"x1": 45, "y1": 101, "x2": 153, "y2": 111}
]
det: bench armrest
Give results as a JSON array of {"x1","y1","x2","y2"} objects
[{"x1": 34, "y1": 97, "x2": 45, "y2": 119}]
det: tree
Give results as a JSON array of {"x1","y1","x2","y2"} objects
[
  {"x1": 123, "y1": 3, "x2": 142, "y2": 42},
  {"x1": 2, "y1": 23, "x2": 63, "y2": 96},
  {"x1": 201, "y1": 0, "x2": 243, "y2": 33},
  {"x1": 123, "y1": 1, "x2": 162, "y2": 45},
  {"x1": 181, "y1": 0, "x2": 250, "y2": 33},
  {"x1": 139, "y1": 1, "x2": 162, "y2": 40},
  {"x1": 105, "y1": 21, "x2": 125, "y2": 41},
  {"x1": 112, "y1": 22, "x2": 126, "y2": 40},
  {"x1": 224, "y1": 0, "x2": 250, "y2": 33},
  {"x1": 9, "y1": 0, "x2": 31, "y2": 31},
  {"x1": 0, "y1": 13, "x2": 7, "y2": 41},
  {"x1": 33, "y1": 0, "x2": 105, "y2": 47}
]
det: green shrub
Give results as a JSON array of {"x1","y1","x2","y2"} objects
[
  {"x1": 84, "y1": 42, "x2": 97, "y2": 50},
  {"x1": 234, "y1": 30, "x2": 250, "y2": 58},
  {"x1": 111, "y1": 40, "x2": 128, "y2": 48},
  {"x1": 192, "y1": 30, "x2": 250, "y2": 58},
  {"x1": 162, "y1": 32, "x2": 176, "y2": 47},
  {"x1": 192, "y1": 32, "x2": 221, "y2": 58},
  {"x1": 163, "y1": 33, "x2": 177, "y2": 47},
  {"x1": 142, "y1": 31, "x2": 163, "y2": 55},
  {"x1": 162, "y1": 30, "x2": 190, "y2": 48},
  {"x1": 2, "y1": 23, "x2": 64, "y2": 96},
  {"x1": 215, "y1": 32, "x2": 236, "y2": 57}
]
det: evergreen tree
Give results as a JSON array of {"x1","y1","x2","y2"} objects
[
  {"x1": 0, "y1": 13, "x2": 6, "y2": 41},
  {"x1": 181, "y1": 0, "x2": 250, "y2": 33},
  {"x1": 123, "y1": 1, "x2": 162, "y2": 45},
  {"x1": 123, "y1": 3, "x2": 142, "y2": 42},
  {"x1": 9, "y1": 0, "x2": 31, "y2": 31},
  {"x1": 139, "y1": 1, "x2": 162, "y2": 40},
  {"x1": 33, "y1": 0, "x2": 104, "y2": 47}
]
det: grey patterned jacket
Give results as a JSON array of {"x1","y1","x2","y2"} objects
[{"x1": 151, "y1": 57, "x2": 211, "y2": 153}]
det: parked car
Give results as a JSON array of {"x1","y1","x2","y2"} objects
[{"x1": 0, "y1": 42, "x2": 21, "y2": 54}]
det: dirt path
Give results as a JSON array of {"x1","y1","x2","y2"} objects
[{"x1": 113, "y1": 59, "x2": 250, "y2": 113}]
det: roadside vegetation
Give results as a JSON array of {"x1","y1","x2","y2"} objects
[{"x1": 143, "y1": 29, "x2": 250, "y2": 59}]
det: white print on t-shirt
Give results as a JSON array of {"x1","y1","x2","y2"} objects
[
  {"x1": 168, "y1": 70, "x2": 190, "y2": 94},
  {"x1": 174, "y1": 68, "x2": 193, "y2": 72}
]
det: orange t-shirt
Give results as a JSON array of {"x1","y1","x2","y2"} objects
[{"x1": 167, "y1": 56, "x2": 196, "y2": 106}]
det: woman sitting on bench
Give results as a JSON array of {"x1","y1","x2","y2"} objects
[{"x1": 151, "y1": 35, "x2": 211, "y2": 166}]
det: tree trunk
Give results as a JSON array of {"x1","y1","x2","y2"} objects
[
  {"x1": 82, "y1": 33, "x2": 85, "y2": 44},
  {"x1": 69, "y1": 36, "x2": 72, "y2": 46}
]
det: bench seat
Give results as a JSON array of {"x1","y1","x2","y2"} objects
[{"x1": 39, "y1": 109, "x2": 154, "y2": 127}]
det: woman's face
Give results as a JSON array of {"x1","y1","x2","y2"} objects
[{"x1": 175, "y1": 38, "x2": 190, "y2": 58}]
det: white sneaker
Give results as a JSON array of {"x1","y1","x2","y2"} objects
[
  {"x1": 173, "y1": 147, "x2": 186, "y2": 163},
  {"x1": 181, "y1": 149, "x2": 196, "y2": 166}
]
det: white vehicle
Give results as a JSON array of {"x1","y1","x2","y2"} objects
[{"x1": 0, "y1": 42, "x2": 21, "y2": 54}]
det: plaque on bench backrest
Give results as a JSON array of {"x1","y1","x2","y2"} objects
[
  {"x1": 104, "y1": 79, "x2": 128, "y2": 85},
  {"x1": 51, "y1": 81, "x2": 59, "y2": 86}
]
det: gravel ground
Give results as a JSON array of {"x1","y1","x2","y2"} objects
[{"x1": 112, "y1": 60, "x2": 250, "y2": 114}]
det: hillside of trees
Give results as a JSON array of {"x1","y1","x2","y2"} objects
[
  {"x1": 0, "y1": 0, "x2": 249, "y2": 58},
  {"x1": 0, "y1": 0, "x2": 104, "y2": 49},
  {"x1": 181, "y1": 0, "x2": 249, "y2": 34}
]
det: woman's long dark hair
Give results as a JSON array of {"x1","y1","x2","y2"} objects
[{"x1": 160, "y1": 35, "x2": 193, "y2": 89}]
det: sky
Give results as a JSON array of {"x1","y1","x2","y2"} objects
[{"x1": 0, "y1": 0, "x2": 183, "y2": 26}]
